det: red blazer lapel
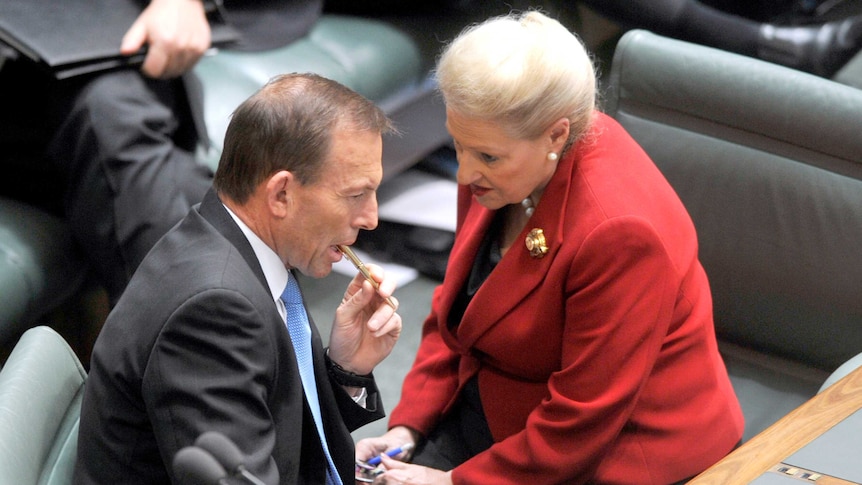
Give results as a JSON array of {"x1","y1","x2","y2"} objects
[
  {"x1": 447, "y1": 148, "x2": 579, "y2": 349},
  {"x1": 435, "y1": 186, "x2": 494, "y2": 352}
]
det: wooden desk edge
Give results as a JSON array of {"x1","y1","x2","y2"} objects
[{"x1": 688, "y1": 365, "x2": 862, "y2": 484}]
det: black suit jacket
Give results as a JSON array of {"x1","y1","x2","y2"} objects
[{"x1": 75, "y1": 189, "x2": 384, "y2": 484}]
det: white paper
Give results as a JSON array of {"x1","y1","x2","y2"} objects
[{"x1": 376, "y1": 170, "x2": 457, "y2": 233}]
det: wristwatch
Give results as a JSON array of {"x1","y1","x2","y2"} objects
[{"x1": 324, "y1": 349, "x2": 375, "y2": 388}]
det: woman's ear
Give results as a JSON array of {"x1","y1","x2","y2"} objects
[{"x1": 549, "y1": 117, "x2": 570, "y2": 152}]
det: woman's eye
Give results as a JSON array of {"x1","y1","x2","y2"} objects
[{"x1": 480, "y1": 152, "x2": 498, "y2": 163}]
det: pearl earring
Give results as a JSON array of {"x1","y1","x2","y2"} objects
[{"x1": 547, "y1": 152, "x2": 558, "y2": 161}]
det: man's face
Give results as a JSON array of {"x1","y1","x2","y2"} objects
[{"x1": 283, "y1": 128, "x2": 383, "y2": 278}]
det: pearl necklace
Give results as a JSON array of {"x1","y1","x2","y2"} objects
[
  {"x1": 521, "y1": 196, "x2": 536, "y2": 217},
  {"x1": 519, "y1": 152, "x2": 558, "y2": 218}
]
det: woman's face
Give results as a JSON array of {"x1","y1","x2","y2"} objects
[{"x1": 446, "y1": 108, "x2": 565, "y2": 210}]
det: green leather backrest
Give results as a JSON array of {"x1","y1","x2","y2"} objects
[
  {"x1": 193, "y1": 14, "x2": 423, "y2": 172},
  {"x1": 0, "y1": 199, "x2": 88, "y2": 347},
  {"x1": 0, "y1": 326, "x2": 86, "y2": 485},
  {"x1": 605, "y1": 30, "x2": 862, "y2": 371}
]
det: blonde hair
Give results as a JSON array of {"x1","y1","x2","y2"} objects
[{"x1": 436, "y1": 11, "x2": 596, "y2": 147}]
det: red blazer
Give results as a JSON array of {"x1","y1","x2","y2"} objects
[{"x1": 388, "y1": 113, "x2": 744, "y2": 484}]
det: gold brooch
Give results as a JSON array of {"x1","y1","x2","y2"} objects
[{"x1": 525, "y1": 228, "x2": 548, "y2": 258}]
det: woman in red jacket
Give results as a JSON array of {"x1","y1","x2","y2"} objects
[{"x1": 356, "y1": 10, "x2": 744, "y2": 485}]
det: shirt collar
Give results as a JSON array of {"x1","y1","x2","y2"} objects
[{"x1": 222, "y1": 204, "x2": 289, "y2": 308}]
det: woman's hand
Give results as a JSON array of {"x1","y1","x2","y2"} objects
[
  {"x1": 356, "y1": 427, "x2": 451, "y2": 485},
  {"x1": 373, "y1": 456, "x2": 453, "y2": 485},
  {"x1": 356, "y1": 426, "x2": 417, "y2": 464}
]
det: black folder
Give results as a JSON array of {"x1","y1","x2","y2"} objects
[{"x1": 0, "y1": 0, "x2": 239, "y2": 79}]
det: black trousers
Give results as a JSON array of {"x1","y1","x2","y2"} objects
[
  {"x1": 411, "y1": 377, "x2": 494, "y2": 471},
  {"x1": 1, "y1": 59, "x2": 212, "y2": 303}
]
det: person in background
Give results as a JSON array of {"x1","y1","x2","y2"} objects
[
  {"x1": 356, "y1": 10, "x2": 743, "y2": 485},
  {"x1": 579, "y1": 0, "x2": 862, "y2": 77},
  {"x1": 0, "y1": 0, "x2": 322, "y2": 305},
  {"x1": 75, "y1": 73, "x2": 402, "y2": 485}
]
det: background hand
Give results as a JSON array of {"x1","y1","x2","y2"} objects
[{"x1": 120, "y1": 0, "x2": 211, "y2": 79}]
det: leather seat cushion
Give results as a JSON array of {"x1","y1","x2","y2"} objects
[{"x1": 194, "y1": 14, "x2": 423, "y2": 170}]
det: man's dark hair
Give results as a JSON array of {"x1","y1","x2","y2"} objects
[{"x1": 213, "y1": 73, "x2": 393, "y2": 203}]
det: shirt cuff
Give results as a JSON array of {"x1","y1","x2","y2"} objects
[{"x1": 350, "y1": 386, "x2": 368, "y2": 408}]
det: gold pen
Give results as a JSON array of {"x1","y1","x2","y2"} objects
[{"x1": 337, "y1": 245, "x2": 398, "y2": 309}]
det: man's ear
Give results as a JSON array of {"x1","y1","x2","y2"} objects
[{"x1": 265, "y1": 170, "x2": 293, "y2": 218}]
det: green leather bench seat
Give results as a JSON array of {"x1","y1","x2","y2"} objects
[
  {"x1": 195, "y1": 14, "x2": 445, "y2": 179},
  {"x1": 0, "y1": 198, "x2": 87, "y2": 349},
  {"x1": 0, "y1": 326, "x2": 86, "y2": 484},
  {"x1": 606, "y1": 30, "x2": 862, "y2": 442}
]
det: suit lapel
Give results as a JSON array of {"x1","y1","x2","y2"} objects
[{"x1": 198, "y1": 189, "x2": 271, "y2": 293}]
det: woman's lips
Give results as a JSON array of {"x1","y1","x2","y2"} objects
[{"x1": 470, "y1": 184, "x2": 490, "y2": 197}]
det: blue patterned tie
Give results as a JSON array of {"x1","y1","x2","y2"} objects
[{"x1": 281, "y1": 273, "x2": 343, "y2": 485}]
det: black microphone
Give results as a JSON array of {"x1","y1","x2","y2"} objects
[
  {"x1": 195, "y1": 431, "x2": 267, "y2": 485},
  {"x1": 172, "y1": 446, "x2": 230, "y2": 485}
]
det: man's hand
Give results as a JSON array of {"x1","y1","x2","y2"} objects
[
  {"x1": 120, "y1": 0, "x2": 211, "y2": 79},
  {"x1": 328, "y1": 264, "x2": 401, "y2": 376}
]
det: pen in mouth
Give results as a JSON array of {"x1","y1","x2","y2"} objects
[{"x1": 337, "y1": 245, "x2": 398, "y2": 309}]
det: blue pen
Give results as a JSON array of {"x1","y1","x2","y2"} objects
[{"x1": 366, "y1": 443, "x2": 414, "y2": 466}]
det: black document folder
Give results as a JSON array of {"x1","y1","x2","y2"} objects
[{"x1": 0, "y1": 0, "x2": 239, "y2": 79}]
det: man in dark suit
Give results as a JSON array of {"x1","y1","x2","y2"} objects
[
  {"x1": 74, "y1": 73, "x2": 402, "y2": 485},
  {"x1": 0, "y1": 0, "x2": 323, "y2": 305},
  {"x1": 577, "y1": 0, "x2": 862, "y2": 78}
]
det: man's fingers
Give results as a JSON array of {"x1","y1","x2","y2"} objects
[
  {"x1": 120, "y1": 20, "x2": 147, "y2": 55},
  {"x1": 141, "y1": 47, "x2": 170, "y2": 79}
]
